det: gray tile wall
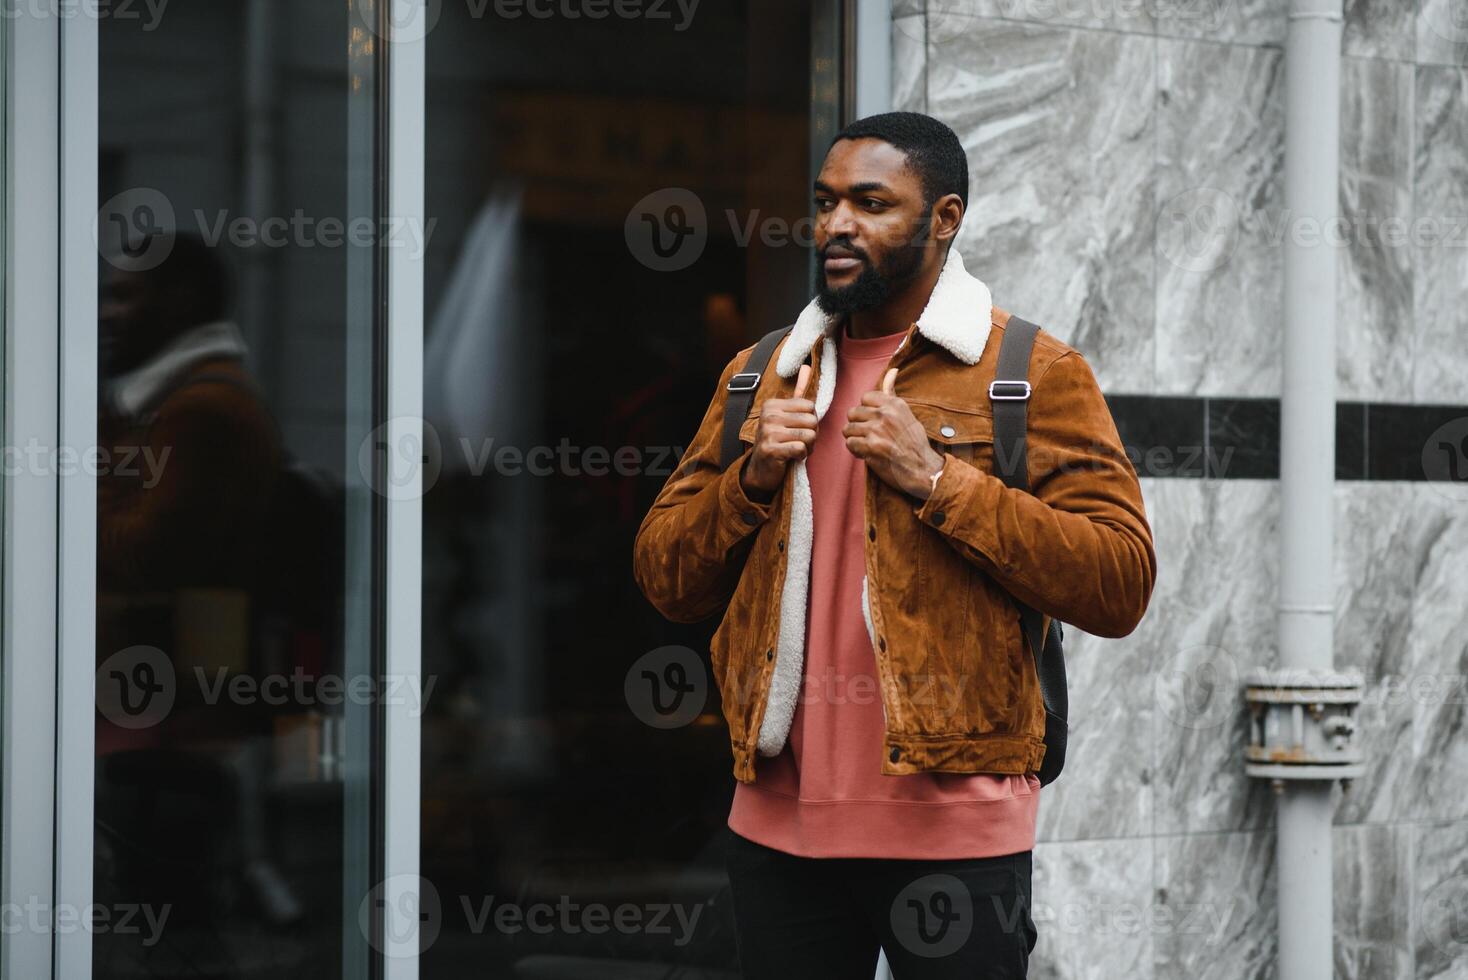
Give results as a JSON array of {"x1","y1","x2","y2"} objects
[{"x1": 893, "y1": 3, "x2": 1468, "y2": 977}]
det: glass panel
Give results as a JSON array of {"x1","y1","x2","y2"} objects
[
  {"x1": 421, "y1": 3, "x2": 840, "y2": 975},
  {"x1": 92, "y1": 2, "x2": 385, "y2": 976}
]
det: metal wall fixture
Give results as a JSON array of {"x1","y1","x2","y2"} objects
[{"x1": 1244, "y1": 666, "x2": 1365, "y2": 791}]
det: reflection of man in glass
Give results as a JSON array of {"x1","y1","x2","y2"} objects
[
  {"x1": 98, "y1": 233, "x2": 280, "y2": 607},
  {"x1": 96, "y1": 233, "x2": 303, "y2": 935}
]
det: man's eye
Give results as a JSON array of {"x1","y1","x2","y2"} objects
[
  {"x1": 863, "y1": 199, "x2": 886, "y2": 210},
  {"x1": 815, "y1": 198, "x2": 834, "y2": 210}
]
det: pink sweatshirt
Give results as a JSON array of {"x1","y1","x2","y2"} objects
[{"x1": 727, "y1": 321, "x2": 1041, "y2": 859}]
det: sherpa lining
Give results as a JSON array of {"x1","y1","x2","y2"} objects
[{"x1": 756, "y1": 335, "x2": 837, "y2": 755}]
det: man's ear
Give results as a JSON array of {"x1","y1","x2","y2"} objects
[{"x1": 931, "y1": 192, "x2": 964, "y2": 246}]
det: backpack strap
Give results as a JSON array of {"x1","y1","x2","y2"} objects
[
  {"x1": 719, "y1": 324, "x2": 795, "y2": 470},
  {"x1": 990, "y1": 315, "x2": 1068, "y2": 735}
]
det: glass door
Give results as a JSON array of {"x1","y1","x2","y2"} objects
[
  {"x1": 90, "y1": 1, "x2": 396, "y2": 976},
  {"x1": 418, "y1": 3, "x2": 844, "y2": 975}
]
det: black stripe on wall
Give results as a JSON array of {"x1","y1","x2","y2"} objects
[{"x1": 1102, "y1": 395, "x2": 1468, "y2": 482}]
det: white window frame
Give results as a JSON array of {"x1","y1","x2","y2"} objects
[
  {"x1": 381, "y1": 2, "x2": 425, "y2": 977},
  {"x1": 3, "y1": 6, "x2": 64, "y2": 978},
  {"x1": 1, "y1": 1, "x2": 425, "y2": 976}
]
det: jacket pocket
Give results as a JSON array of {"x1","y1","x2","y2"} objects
[
  {"x1": 737, "y1": 407, "x2": 761, "y2": 446},
  {"x1": 907, "y1": 400, "x2": 994, "y2": 471}
]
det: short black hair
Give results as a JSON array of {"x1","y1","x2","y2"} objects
[
  {"x1": 142, "y1": 232, "x2": 233, "y2": 324},
  {"x1": 830, "y1": 111, "x2": 969, "y2": 213}
]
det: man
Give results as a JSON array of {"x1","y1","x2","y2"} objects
[{"x1": 633, "y1": 112, "x2": 1156, "y2": 978}]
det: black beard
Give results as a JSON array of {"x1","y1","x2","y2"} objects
[{"x1": 815, "y1": 236, "x2": 926, "y2": 317}]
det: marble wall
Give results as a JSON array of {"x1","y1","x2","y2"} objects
[{"x1": 892, "y1": 3, "x2": 1468, "y2": 977}]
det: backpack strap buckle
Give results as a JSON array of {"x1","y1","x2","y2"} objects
[
  {"x1": 988, "y1": 379, "x2": 1031, "y2": 401},
  {"x1": 727, "y1": 372, "x2": 762, "y2": 392}
]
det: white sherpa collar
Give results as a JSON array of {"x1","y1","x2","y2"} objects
[{"x1": 774, "y1": 246, "x2": 993, "y2": 379}]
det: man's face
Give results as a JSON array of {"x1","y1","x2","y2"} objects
[
  {"x1": 812, "y1": 137, "x2": 934, "y2": 316},
  {"x1": 99, "y1": 270, "x2": 159, "y2": 375}
]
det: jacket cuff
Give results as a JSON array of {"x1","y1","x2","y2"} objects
[
  {"x1": 913, "y1": 452, "x2": 1007, "y2": 564},
  {"x1": 718, "y1": 448, "x2": 775, "y2": 539}
]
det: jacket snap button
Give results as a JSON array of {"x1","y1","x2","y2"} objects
[
  {"x1": 778, "y1": 539, "x2": 784, "y2": 551},
  {"x1": 766, "y1": 648, "x2": 773, "y2": 661},
  {"x1": 940, "y1": 424, "x2": 956, "y2": 438},
  {"x1": 741, "y1": 511, "x2": 758, "y2": 526},
  {"x1": 868, "y1": 525, "x2": 876, "y2": 541},
  {"x1": 889, "y1": 746, "x2": 900, "y2": 763},
  {"x1": 932, "y1": 510, "x2": 946, "y2": 526}
]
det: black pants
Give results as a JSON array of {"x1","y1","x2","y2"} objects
[{"x1": 723, "y1": 829, "x2": 1036, "y2": 979}]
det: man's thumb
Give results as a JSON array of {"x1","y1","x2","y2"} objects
[
  {"x1": 793, "y1": 362, "x2": 811, "y2": 400},
  {"x1": 880, "y1": 367, "x2": 897, "y2": 395}
]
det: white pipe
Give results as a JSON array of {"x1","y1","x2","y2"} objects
[
  {"x1": 1277, "y1": 0, "x2": 1342, "y2": 977},
  {"x1": 854, "y1": 0, "x2": 892, "y2": 119}
]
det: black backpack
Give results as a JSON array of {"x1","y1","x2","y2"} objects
[{"x1": 716, "y1": 317, "x2": 1069, "y2": 787}]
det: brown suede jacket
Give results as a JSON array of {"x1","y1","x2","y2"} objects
[{"x1": 633, "y1": 248, "x2": 1157, "y2": 784}]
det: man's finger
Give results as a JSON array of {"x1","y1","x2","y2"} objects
[
  {"x1": 881, "y1": 367, "x2": 897, "y2": 395},
  {"x1": 793, "y1": 362, "x2": 811, "y2": 400}
]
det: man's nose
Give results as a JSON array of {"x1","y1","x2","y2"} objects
[{"x1": 826, "y1": 201, "x2": 859, "y2": 240}]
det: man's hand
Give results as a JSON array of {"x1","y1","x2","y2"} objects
[
  {"x1": 843, "y1": 367, "x2": 946, "y2": 500},
  {"x1": 740, "y1": 362, "x2": 817, "y2": 502}
]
